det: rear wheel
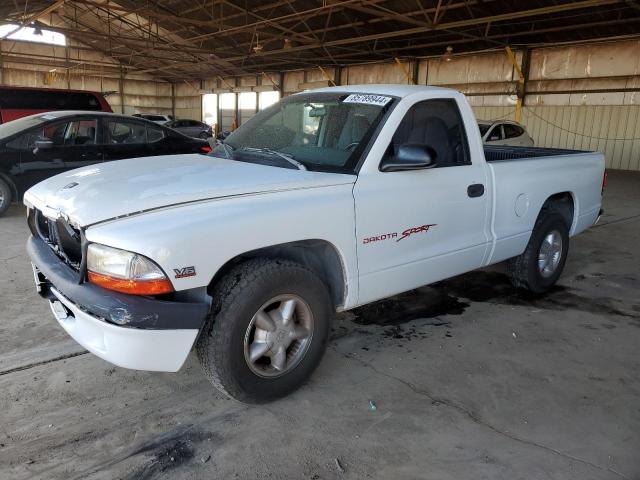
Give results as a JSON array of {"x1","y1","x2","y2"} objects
[
  {"x1": 507, "y1": 211, "x2": 569, "y2": 293},
  {"x1": 197, "y1": 258, "x2": 333, "y2": 403},
  {"x1": 0, "y1": 178, "x2": 12, "y2": 217}
]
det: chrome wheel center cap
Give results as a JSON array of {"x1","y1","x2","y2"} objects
[{"x1": 244, "y1": 294, "x2": 315, "y2": 378}]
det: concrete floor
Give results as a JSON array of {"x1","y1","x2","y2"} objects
[{"x1": 1, "y1": 171, "x2": 639, "y2": 480}]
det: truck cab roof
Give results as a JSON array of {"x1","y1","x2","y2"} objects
[{"x1": 300, "y1": 84, "x2": 455, "y2": 98}]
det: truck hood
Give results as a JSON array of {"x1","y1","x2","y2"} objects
[{"x1": 24, "y1": 154, "x2": 355, "y2": 227}]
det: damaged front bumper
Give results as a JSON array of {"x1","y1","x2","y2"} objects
[{"x1": 27, "y1": 235, "x2": 209, "y2": 372}]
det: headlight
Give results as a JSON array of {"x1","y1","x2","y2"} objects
[{"x1": 87, "y1": 243, "x2": 173, "y2": 295}]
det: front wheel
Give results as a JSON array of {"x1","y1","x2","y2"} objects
[
  {"x1": 507, "y1": 211, "x2": 570, "y2": 293},
  {"x1": 196, "y1": 258, "x2": 333, "y2": 403}
]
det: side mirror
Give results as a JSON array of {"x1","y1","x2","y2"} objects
[
  {"x1": 380, "y1": 143, "x2": 437, "y2": 172},
  {"x1": 216, "y1": 130, "x2": 230, "y2": 140},
  {"x1": 33, "y1": 138, "x2": 54, "y2": 153}
]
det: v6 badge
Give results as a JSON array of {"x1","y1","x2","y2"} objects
[{"x1": 174, "y1": 266, "x2": 196, "y2": 278}]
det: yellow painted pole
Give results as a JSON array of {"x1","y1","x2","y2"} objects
[
  {"x1": 394, "y1": 57, "x2": 415, "y2": 85},
  {"x1": 317, "y1": 65, "x2": 336, "y2": 86},
  {"x1": 261, "y1": 72, "x2": 280, "y2": 91},
  {"x1": 217, "y1": 75, "x2": 235, "y2": 90},
  {"x1": 505, "y1": 46, "x2": 524, "y2": 123}
]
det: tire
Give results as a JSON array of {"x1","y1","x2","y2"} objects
[
  {"x1": 507, "y1": 211, "x2": 570, "y2": 293},
  {"x1": 196, "y1": 258, "x2": 333, "y2": 403},
  {"x1": 0, "y1": 178, "x2": 12, "y2": 217}
]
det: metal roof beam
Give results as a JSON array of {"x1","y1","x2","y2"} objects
[{"x1": 216, "y1": 0, "x2": 626, "y2": 62}]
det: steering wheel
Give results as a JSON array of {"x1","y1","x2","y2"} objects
[{"x1": 343, "y1": 141, "x2": 359, "y2": 151}]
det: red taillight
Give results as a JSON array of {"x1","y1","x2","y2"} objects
[
  {"x1": 200, "y1": 145, "x2": 212, "y2": 153},
  {"x1": 602, "y1": 170, "x2": 607, "y2": 195}
]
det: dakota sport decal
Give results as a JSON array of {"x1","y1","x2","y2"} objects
[{"x1": 363, "y1": 224, "x2": 437, "y2": 245}]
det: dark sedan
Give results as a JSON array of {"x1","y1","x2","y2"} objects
[
  {"x1": 165, "y1": 119, "x2": 213, "y2": 139},
  {"x1": 0, "y1": 111, "x2": 212, "y2": 216}
]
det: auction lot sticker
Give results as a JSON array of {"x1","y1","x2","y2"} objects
[{"x1": 343, "y1": 94, "x2": 392, "y2": 106}]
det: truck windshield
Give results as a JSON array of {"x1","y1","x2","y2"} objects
[{"x1": 213, "y1": 92, "x2": 395, "y2": 173}]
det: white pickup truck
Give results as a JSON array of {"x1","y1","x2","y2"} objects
[{"x1": 24, "y1": 85, "x2": 605, "y2": 403}]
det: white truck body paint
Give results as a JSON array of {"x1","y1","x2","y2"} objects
[
  {"x1": 25, "y1": 85, "x2": 605, "y2": 371},
  {"x1": 487, "y1": 153, "x2": 603, "y2": 263}
]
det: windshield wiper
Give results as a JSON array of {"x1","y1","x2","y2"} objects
[{"x1": 240, "y1": 147, "x2": 307, "y2": 171}]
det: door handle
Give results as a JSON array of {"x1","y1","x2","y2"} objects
[{"x1": 467, "y1": 184, "x2": 485, "y2": 198}]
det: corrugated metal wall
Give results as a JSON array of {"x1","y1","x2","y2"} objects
[
  {"x1": 173, "y1": 82, "x2": 202, "y2": 120},
  {"x1": 0, "y1": 39, "x2": 174, "y2": 117},
  {"x1": 524, "y1": 106, "x2": 640, "y2": 171}
]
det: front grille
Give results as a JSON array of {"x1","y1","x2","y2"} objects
[{"x1": 28, "y1": 208, "x2": 83, "y2": 271}]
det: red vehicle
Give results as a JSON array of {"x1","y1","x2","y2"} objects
[{"x1": 0, "y1": 86, "x2": 112, "y2": 123}]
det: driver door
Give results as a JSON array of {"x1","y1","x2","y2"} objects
[{"x1": 354, "y1": 97, "x2": 491, "y2": 305}]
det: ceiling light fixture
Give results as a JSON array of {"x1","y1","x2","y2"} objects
[
  {"x1": 253, "y1": 33, "x2": 263, "y2": 53},
  {"x1": 443, "y1": 46, "x2": 454, "y2": 62}
]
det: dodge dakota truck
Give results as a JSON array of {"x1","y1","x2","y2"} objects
[{"x1": 24, "y1": 85, "x2": 605, "y2": 403}]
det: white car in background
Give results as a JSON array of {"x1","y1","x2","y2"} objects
[{"x1": 479, "y1": 120, "x2": 534, "y2": 147}]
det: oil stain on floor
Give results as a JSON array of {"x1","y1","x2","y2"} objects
[
  {"x1": 351, "y1": 271, "x2": 639, "y2": 327},
  {"x1": 125, "y1": 427, "x2": 218, "y2": 480},
  {"x1": 351, "y1": 288, "x2": 468, "y2": 326}
]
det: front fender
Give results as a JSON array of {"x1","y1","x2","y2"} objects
[{"x1": 85, "y1": 185, "x2": 359, "y2": 307}]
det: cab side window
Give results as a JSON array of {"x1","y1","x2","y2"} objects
[{"x1": 387, "y1": 99, "x2": 470, "y2": 167}]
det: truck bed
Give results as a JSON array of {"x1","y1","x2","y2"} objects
[
  {"x1": 485, "y1": 146, "x2": 604, "y2": 266},
  {"x1": 484, "y1": 145, "x2": 587, "y2": 162}
]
